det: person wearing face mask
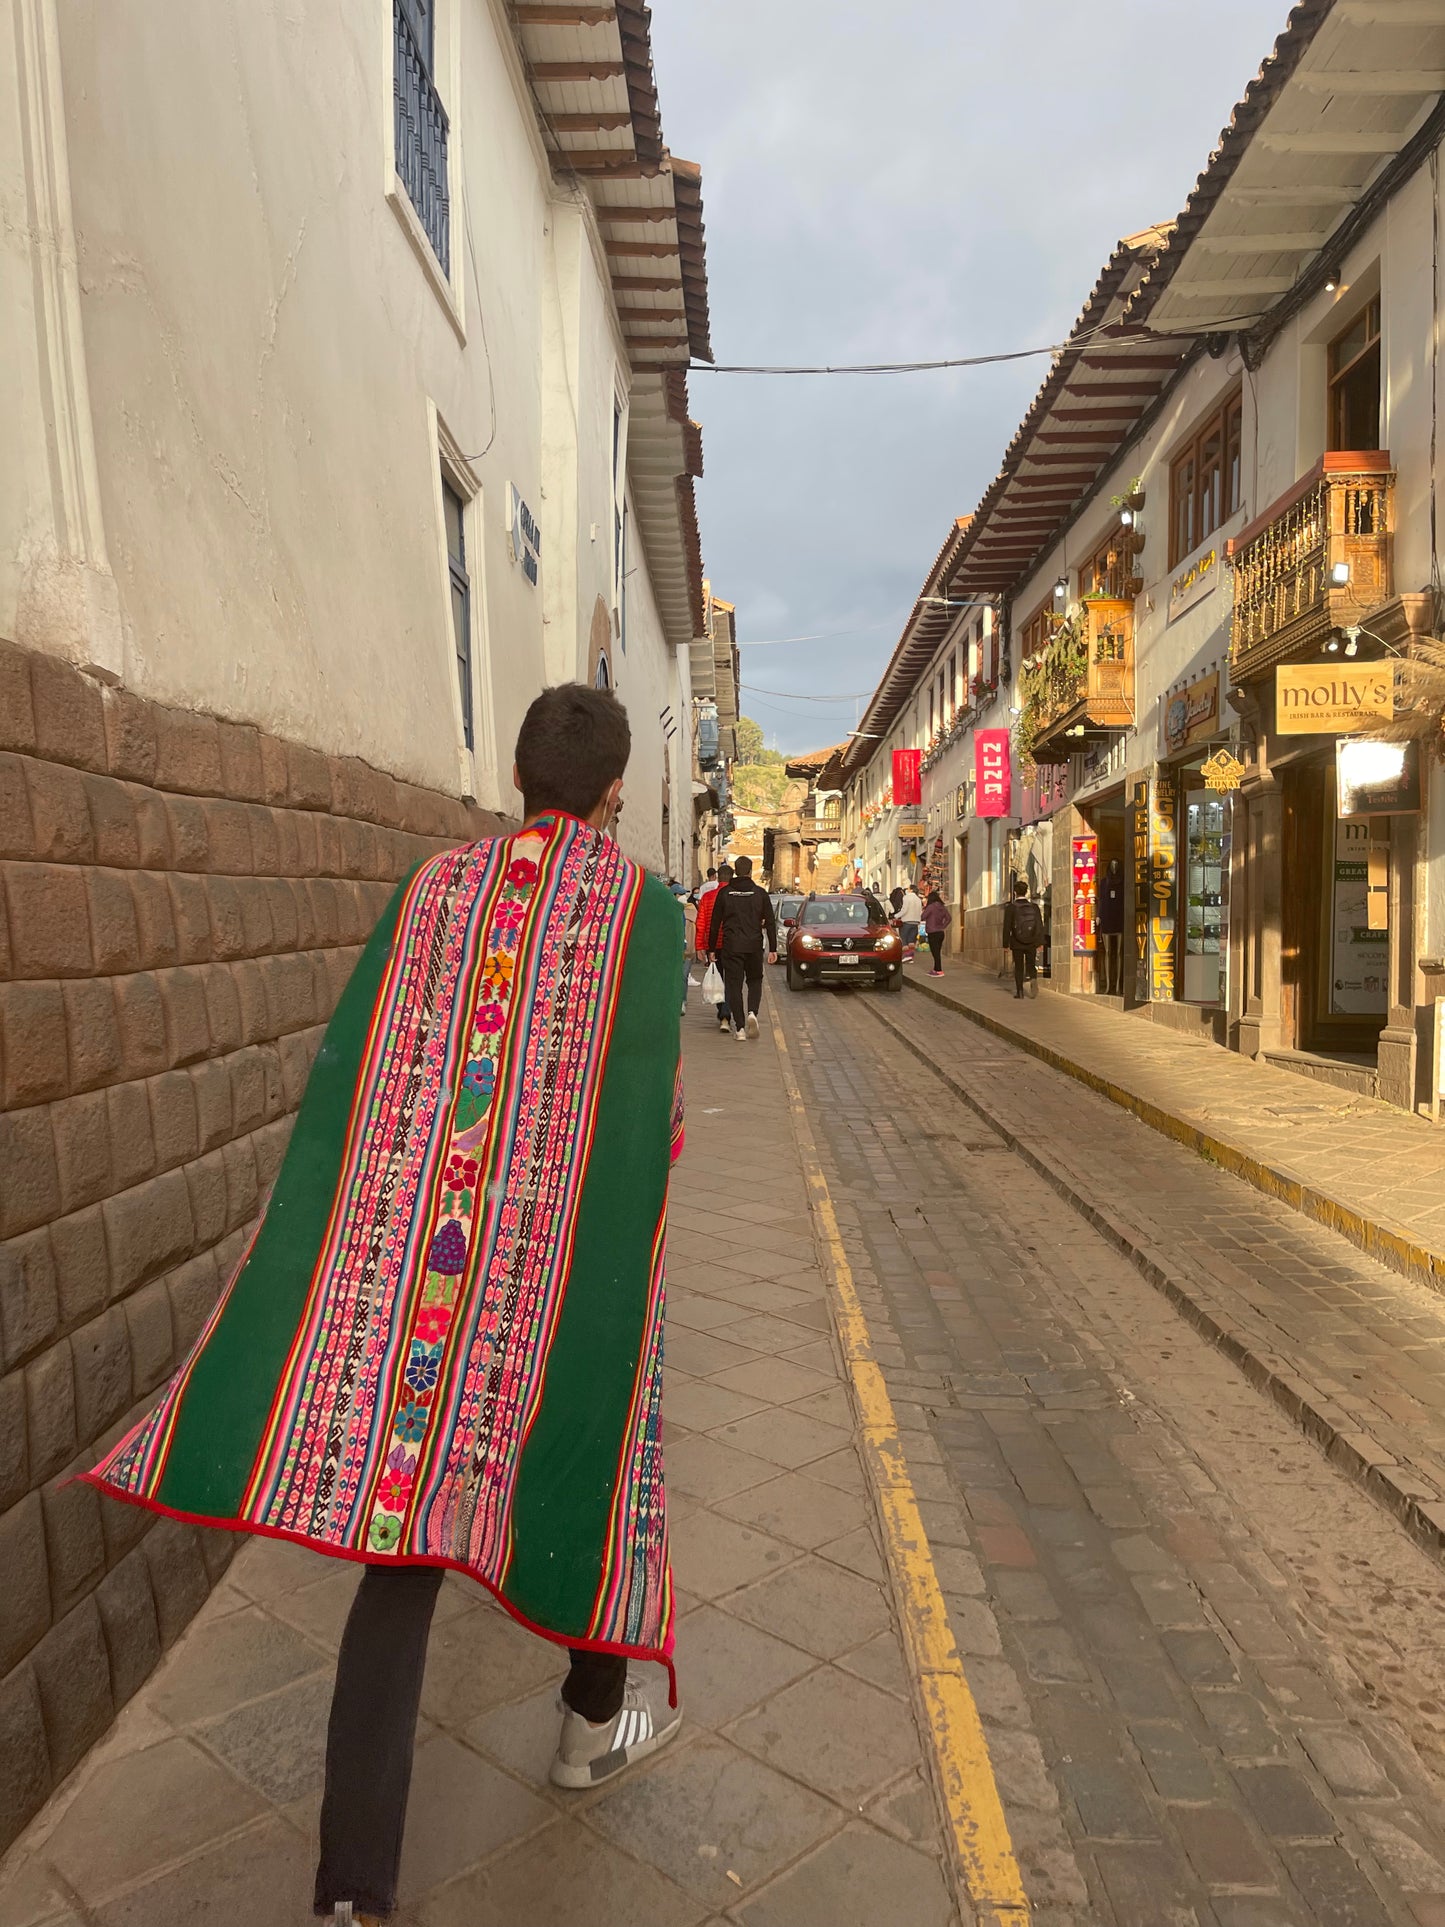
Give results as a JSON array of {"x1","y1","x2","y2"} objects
[{"x1": 85, "y1": 683, "x2": 686, "y2": 1927}]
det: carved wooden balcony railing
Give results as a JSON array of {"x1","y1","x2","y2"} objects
[
  {"x1": 1027, "y1": 597, "x2": 1136, "y2": 765},
  {"x1": 1225, "y1": 452, "x2": 1393, "y2": 681}
]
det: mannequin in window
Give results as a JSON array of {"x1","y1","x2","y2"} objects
[{"x1": 1097, "y1": 857, "x2": 1125, "y2": 995}]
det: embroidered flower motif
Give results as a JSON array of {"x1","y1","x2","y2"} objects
[
  {"x1": 462, "y1": 1059, "x2": 495, "y2": 1100},
  {"x1": 474, "y1": 1000, "x2": 506, "y2": 1035},
  {"x1": 494, "y1": 897, "x2": 526, "y2": 928},
  {"x1": 506, "y1": 857, "x2": 538, "y2": 888},
  {"x1": 395, "y1": 1400, "x2": 430, "y2": 1442},
  {"x1": 444, "y1": 1154, "x2": 479, "y2": 1191},
  {"x1": 416, "y1": 1304, "x2": 451, "y2": 1345},
  {"x1": 378, "y1": 1467, "x2": 412, "y2": 1511},
  {"x1": 482, "y1": 951, "x2": 515, "y2": 994},
  {"x1": 368, "y1": 1514, "x2": 402, "y2": 1552},
  {"x1": 427, "y1": 1221, "x2": 468, "y2": 1275},
  {"x1": 405, "y1": 1342, "x2": 442, "y2": 1394}
]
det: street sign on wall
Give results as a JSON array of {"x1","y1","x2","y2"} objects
[
  {"x1": 1276, "y1": 663, "x2": 1392, "y2": 734},
  {"x1": 975, "y1": 730, "x2": 1012, "y2": 818}
]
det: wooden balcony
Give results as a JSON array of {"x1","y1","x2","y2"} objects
[
  {"x1": 1026, "y1": 596, "x2": 1135, "y2": 766},
  {"x1": 1225, "y1": 452, "x2": 1393, "y2": 682}
]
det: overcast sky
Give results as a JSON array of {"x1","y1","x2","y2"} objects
[{"x1": 648, "y1": 0, "x2": 1293, "y2": 754}]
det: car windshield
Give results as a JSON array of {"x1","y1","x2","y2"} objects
[
  {"x1": 801, "y1": 899, "x2": 871, "y2": 926},
  {"x1": 777, "y1": 897, "x2": 804, "y2": 918}
]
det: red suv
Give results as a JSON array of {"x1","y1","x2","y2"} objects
[{"x1": 786, "y1": 893, "x2": 903, "y2": 992}]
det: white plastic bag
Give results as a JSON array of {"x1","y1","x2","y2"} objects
[{"x1": 701, "y1": 960, "x2": 724, "y2": 1003}]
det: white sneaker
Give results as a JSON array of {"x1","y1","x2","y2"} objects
[
  {"x1": 746, "y1": 1012, "x2": 759, "y2": 1038},
  {"x1": 734, "y1": 1026, "x2": 747, "y2": 1043},
  {"x1": 550, "y1": 1675, "x2": 682, "y2": 1789}
]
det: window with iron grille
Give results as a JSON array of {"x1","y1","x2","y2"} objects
[
  {"x1": 443, "y1": 478, "x2": 473, "y2": 749},
  {"x1": 394, "y1": 0, "x2": 450, "y2": 275}
]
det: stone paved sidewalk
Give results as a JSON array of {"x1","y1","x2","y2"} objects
[
  {"x1": 0, "y1": 1003, "x2": 954, "y2": 1927},
  {"x1": 871, "y1": 974, "x2": 1445, "y2": 1560},
  {"x1": 903, "y1": 960, "x2": 1445, "y2": 1291}
]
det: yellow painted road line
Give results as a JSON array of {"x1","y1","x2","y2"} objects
[{"x1": 770, "y1": 1011, "x2": 1030, "y2": 1926}]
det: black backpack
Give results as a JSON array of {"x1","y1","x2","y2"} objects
[{"x1": 1010, "y1": 898, "x2": 1043, "y2": 947}]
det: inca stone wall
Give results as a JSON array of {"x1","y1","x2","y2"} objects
[{"x1": 0, "y1": 637, "x2": 503, "y2": 1849}]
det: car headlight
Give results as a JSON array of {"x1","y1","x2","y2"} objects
[
  {"x1": 876, "y1": 931, "x2": 899, "y2": 949},
  {"x1": 798, "y1": 935, "x2": 822, "y2": 952}
]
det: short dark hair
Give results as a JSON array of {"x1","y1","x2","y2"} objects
[
  {"x1": 1013, "y1": 878, "x2": 1029, "y2": 897},
  {"x1": 706, "y1": 866, "x2": 717, "y2": 879},
  {"x1": 734, "y1": 855, "x2": 753, "y2": 877},
  {"x1": 515, "y1": 683, "x2": 630, "y2": 819},
  {"x1": 718, "y1": 861, "x2": 733, "y2": 878}
]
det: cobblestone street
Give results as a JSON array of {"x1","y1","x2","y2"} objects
[
  {"x1": 8, "y1": 977, "x2": 1445, "y2": 1924},
  {"x1": 789, "y1": 980, "x2": 1445, "y2": 1925}
]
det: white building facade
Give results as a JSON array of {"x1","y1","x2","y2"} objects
[{"x1": 0, "y1": 0, "x2": 714, "y2": 1850}]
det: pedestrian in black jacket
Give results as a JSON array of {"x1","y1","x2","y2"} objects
[
  {"x1": 1001, "y1": 879, "x2": 1044, "y2": 1000},
  {"x1": 708, "y1": 856, "x2": 778, "y2": 1041}
]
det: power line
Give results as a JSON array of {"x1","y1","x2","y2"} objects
[
  {"x1": 692, "y1": 342, "x2": 1071, "y2": 377},
  {"x1": 742, "y1": 684, "x2": 874, "y2": 702},
  {"x1": 689, "y1": 316, "x2": 1268, "y2": 378}
]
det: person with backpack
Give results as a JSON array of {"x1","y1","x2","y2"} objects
[
  {"x1": 1002, "y1": 878, "x2": 1044, "y2": 999},
  {"x1": 922, "y1": 889, "x2": 951, "y2": 976}
]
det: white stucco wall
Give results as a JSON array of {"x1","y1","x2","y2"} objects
[{"x1": 2, "y1": 0, "x2": 689, "y2": 821}]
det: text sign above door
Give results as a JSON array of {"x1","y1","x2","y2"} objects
[{"x1": 1276, "y1": 663, "x2": 1393, "y2": 734}]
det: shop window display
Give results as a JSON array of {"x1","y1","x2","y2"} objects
[{"x1": 1182, "y1": 795, "x2": 1230, "y2": 1005}]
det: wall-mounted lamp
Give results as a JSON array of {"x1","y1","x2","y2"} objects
[
  {"x1": 1344, "y1": 636, "x2": 1359, "y2": 657},
  {"x1": 1053, "y1": 576, "x2": 1068, "y2": 602},
  {"x1": 1324, "y1": 637, "x2": 1341, "y2": 654},
  {"x1": 1324, "y1": 266, "x2": 1342, "y2": 293},
  {"x1": 1119, "y1": 507, "x2": 1135, "y2": 528},
  {"x1": 1330, "y1": 560, "x2": 1352, "y2": 587}
]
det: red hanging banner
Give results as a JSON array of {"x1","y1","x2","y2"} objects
[
  {"x1": 974, "y1": 729, "x2": 1012, "y2": 818},
  {"x1": 891, "y1": 747, "x2": 922, "y2": 807}
]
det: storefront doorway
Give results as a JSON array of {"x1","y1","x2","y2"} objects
[
  {"x1": 1281, "y1": 755, "x2": 1386, "y2": 1061},
  {"x1": 1079, "y1": 788, "x2": 1127, "y2": 995}
]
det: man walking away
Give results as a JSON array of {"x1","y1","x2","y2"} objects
[
  {"x1": 709, "y1": 854, "x2": 777, "y2": 1040},
  {"x1": 898, "y1": 881, "x2": 923, "y2": 959},
  {"x1": 84, "y1": 683, "x2": 685, "y2": 1927},
  {"x1": 889, "y1": 882, "x2": 905, "y2": 917},
  {"x1": 1002, "y1": 877, "x2": 1044, "y2": 999},
  {"x1": 695, "y1": 861, "x2": 731, "y2": 1029},
  {"x1": 922, "y1": 888, "x2": 951, "y2": 976}
]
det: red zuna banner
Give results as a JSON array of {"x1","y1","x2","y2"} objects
[
  {"x1": 892, "y1": 748, "x2": 922, "y2": 807},
  {"x1": 975, "y1": 729, "x2": 1012, "y2": 818}
]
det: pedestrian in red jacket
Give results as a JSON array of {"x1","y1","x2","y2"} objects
[{"x1": 695, "y1": 862, "x2": 731, "y2": 1029}]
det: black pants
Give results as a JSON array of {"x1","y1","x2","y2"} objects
[
  {"x1": 720, "y1": 951, "x2": 763, "y2": 1031},
  {"x1": 1099, "y1": 931, "x2": 1123, "y2": 995},
  {"x1": 314, "y1": 1564, "x2": 626, "y2": 1919},
  {"x1": 926, "y1": 931, "x2": 944, "y2": 971},
  {"x1": 1011, "y1": 942, "x2": 1039, "y2": 995}
]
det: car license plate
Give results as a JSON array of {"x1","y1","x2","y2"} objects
[{"x1": 836, "y1": 954, "x2": 859, "y2": 965}]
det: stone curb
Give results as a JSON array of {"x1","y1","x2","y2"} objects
[
  {"x1": 900, "y1": 969, "x2": 1445, "y2": 1298},
  {"x1": 861, "y1": 993, "x2": 1445, "y2": 1569}
]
